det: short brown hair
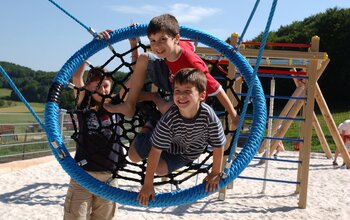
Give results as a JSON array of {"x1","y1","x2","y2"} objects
[
  {"x1": 173, "y1": 68, "x2": 207, "y2": 93},
  {"x1": 86, "y1": 67, "x2": 111, "y2": 84},
  {"x1": 147, "y1": 14, "x2": 179, "y2": 38}
]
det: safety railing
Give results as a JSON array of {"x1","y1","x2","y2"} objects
[{"x1": 0, "y1": 109, "x2": 74, "y2": 163}]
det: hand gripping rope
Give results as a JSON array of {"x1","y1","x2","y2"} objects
[{"x1": 44, "y1": 24, "x2": 267, "y2": 207}]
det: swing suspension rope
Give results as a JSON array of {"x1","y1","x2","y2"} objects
[
  {"x1": 223, "y1": 0, "x2": 278, "y2": 176},
  {"x1": 236, "y1": 0, "x2": 261, "y2": 47},
  {"x1": 47, "y1": 0, "x2": 99, "y2": 38}
]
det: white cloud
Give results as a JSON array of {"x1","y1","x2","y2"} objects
[
  {"x1": 109, "y1": 3, "x2": 220, "y2": 24},
  {"x1": 169, "y1": 4, "x2": 220, "y2": 23},
  {"x1": 110, "y1": 5, "x2": 162, "y2": 15}
]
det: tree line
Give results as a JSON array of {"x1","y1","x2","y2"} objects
[{"x1": 0, "y1": 61, "x2": 62, "y2": 106}]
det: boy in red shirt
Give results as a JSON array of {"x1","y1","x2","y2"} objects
[{"x1": 104, "y1": 14, "x2": 238, "y2": 128}]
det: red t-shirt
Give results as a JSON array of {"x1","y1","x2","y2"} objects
[{"x1": 165, "y1": 41, "x2": 222, "y2": 96}]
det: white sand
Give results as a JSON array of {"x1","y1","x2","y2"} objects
[{"x1": 0, "y1": 151, "x2": 349, "y2": 220}]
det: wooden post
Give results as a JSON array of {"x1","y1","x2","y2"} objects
[
  {"x1": 298, "y1": 36, "x2": 320, "y2": 209},
  {"x1": 219, "y1": 33, "x2": 239, "y2": 200}
]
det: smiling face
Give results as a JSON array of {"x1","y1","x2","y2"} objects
[
  {"x1": 173, "y1": 82, "x2": 206, "y2": 118},
  {"x1": 148, "y1": 32, "x2": 180, "y2": 60},
  {"x1": 172, "y1": 68, "x2": 207, "y2": 118}
]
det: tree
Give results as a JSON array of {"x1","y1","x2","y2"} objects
[{"x1": 251, "y1": 7, "x2": 350, "y2": 108}]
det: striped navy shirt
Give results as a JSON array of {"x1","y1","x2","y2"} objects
[{"x1": 151, "y1": 102, "x2": 226, "y2": 162}]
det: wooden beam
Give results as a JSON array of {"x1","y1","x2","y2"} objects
[
  {"x1": 298, "y1": 59, "x2": 318, "y2": 209},
  {"x1": 312, "y1": 111, "x2": 332, "y2": 159},
  {"x1": 196, "y1": 47, "x2": 327, "y2": 61},
  {"x1": 219, "y1": 33, "x2": 239, "y2": 201}
]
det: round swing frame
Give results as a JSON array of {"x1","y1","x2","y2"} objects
[{"x1": 44, "y1": 24, "x2": 266, "y2": 207}]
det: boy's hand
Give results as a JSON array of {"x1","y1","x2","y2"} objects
[
  {"x1": 204, "y1": 172, "x2": 221, "y2": 192},
  {"x1": 128, "y1": 23, "x2": 140, "y2": 46},
  {"x1": 129, "y1": 37, "x2": 139, "y2": 47},
  {"x1": 137, "y1": 185, "x2": 155, "y2": 206},
  {"x1": 231, "y1": 114, "x2": 240, "y2": 131},
  {"x1": 98, "y1": 29, "x2": 113, "y2": 40}
]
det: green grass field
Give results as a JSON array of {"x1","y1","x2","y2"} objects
[
  {"x1": 0, "y1": 88, "x2": 11, "y2": 98},
  {"x1": 0, "y1": 88, "x2": 45, "y2": 114},
  {"x1": 0, "y1": 101, "x2": 45, "y2": 114}
]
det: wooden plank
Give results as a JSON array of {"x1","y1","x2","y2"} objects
[
  {"x1": 196, "y1": 47, "x2": 327, "y2": 61},
  {"x1": 312, "y1": 112, "x2": 332, "y2": 159},
  {"x1": 298, "y1": 59, "x2": 318, "y2": 209}
]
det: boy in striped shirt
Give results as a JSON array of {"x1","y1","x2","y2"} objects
[{"x1": 131, "y1": 68, "x2": 226, "y2": 206}]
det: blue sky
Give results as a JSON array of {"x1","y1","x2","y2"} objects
[{"x1": 1, "y1": 0, "x2": 349, "y2": 72}]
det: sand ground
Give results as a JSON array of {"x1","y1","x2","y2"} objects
[{"x1": 0, "y1": 151, "x2": 349, "y2": 220}]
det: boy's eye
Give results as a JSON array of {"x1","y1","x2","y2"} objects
[{"x1": 174, "y1": 90, "x2": 192, "y2": 95}]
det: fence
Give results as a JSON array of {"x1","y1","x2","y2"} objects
[{"x1": 0, "y1": 110, "x2": 74, "y2": 163}]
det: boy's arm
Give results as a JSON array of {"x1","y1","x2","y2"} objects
[
  {"x1": 104, "y1": 53, "x2": 149, "y2": 117},
  {"x1": 129, "y1": 38, "x2": 139, "y2": 69},
  {"x1": 216, "y1": 89, "x2": 239, "y2": 130},
  {"x1": 72, "y1": 62, "x2": 86, "y2": 89},
  {"x1": 129, "y1": 23, "x2": 139, "y2": 68},
  {"x1": 205, "y1": 146, "x2": 224, "y2": 192},
  {"x1": 72, "y1": 62, "x2": 87, "y2": 105},
  {"x1": 137, "y1": 146, "x2": 162, "y2": 206}
]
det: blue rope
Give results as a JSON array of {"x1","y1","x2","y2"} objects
[
  {"x1": 224, "y1": 0, "x2": 278, "y2": 172},
  {"x1": 44, "y1": 24, "x2": 267, "y2": 207},
  {"x1": 237, "y1": 0, "x2": 261, "y2": 47},
  {"x1": 0, "y1": 65, "x2": 45, "y2": 130},
  {"x1": 47, "y1": 0, "x2": 98, "y2": 38}
]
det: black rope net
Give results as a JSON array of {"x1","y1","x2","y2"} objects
[{"x1": 66, "y1": 39, "x2": 242, "y2": 189}]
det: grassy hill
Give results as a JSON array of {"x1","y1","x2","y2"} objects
[{"x1": 0, "y1": 88, "x2": 44, "y2": 113}]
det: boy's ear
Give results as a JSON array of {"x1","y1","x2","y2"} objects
[
  {"x1": 199, "y1": 91, "x2": 206, "y2": 101},
  {"x1": 174, "y1": 33, "x2": 180, "y2": 44}
]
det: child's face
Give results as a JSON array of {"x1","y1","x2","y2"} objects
[
  {"x1": 87, "y1": 78, "x2": 112, "y2": 103},
  {"x1": 149, "y1": 32, "x2": 179, "y2": 59},
  {"x1": 173, "y1": 82, "x2": 206, "y2": 116}
]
